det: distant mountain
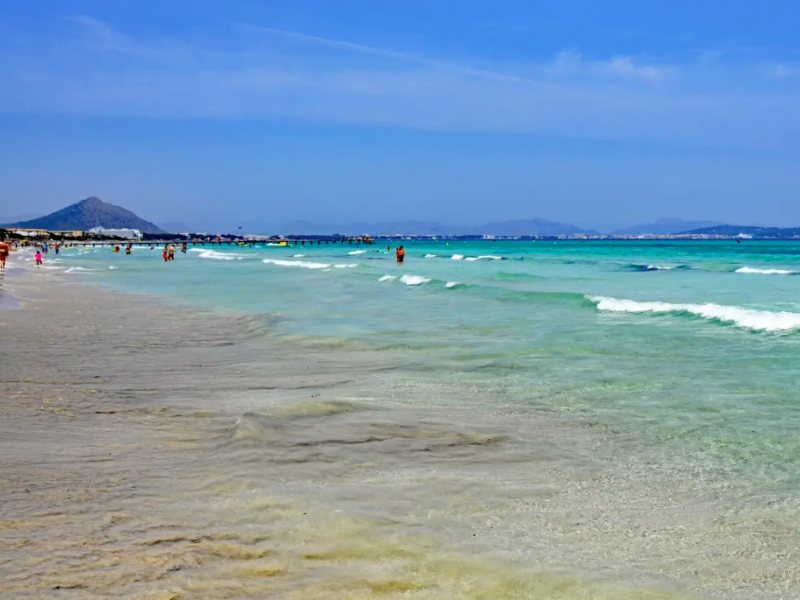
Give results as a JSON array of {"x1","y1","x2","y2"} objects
[
  {"x1": 683, "y1": 224, "x2": 800, "y2": 238},
  {"x1": 3, "y1": 197, "x2": 165, "y2": 234},
  {"x1": 280, "y1": 220, "x2": 454, "y2": 236},
  {"x1": 468, "y1": 218, "x2": 594, "y2": 236},
  {"x1": 279, "y1": 217, "x2": 591, "y2": 236},
  {"x1": 613, "y1": 218, "x2": 720, "y2": 235}
]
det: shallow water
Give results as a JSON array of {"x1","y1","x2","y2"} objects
[{"x1": 4, "y1": 241, "x2": 800, "y2": 598}]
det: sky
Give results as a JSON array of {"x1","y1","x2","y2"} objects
[{"x1": 1, "y1": 0, "x2": 799, "y2": 232}]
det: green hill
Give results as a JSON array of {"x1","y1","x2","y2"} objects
[{"x1": 4, "y1": 197, "x2": 165, "y2": 234}]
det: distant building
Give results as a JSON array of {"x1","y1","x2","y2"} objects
[
  {"x1": 12, "y1": 228, "x2": 50, "y2": 237},
  {"x1": 88, "y1": 227, "x2": 143, "y2": 239},
  {"x1": 52, "y1": 230, "x2": 85, "y2": 238}
]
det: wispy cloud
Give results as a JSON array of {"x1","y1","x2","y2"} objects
[
  {"x1": 241, "y1": 24, "x2": 536, "y2": 85},
  {"x1": 1, "y1": 17, "x2": 798, "y2": 149},
  {"x1": 64, "y1": 14, "x2": 135, "y2": 52}
]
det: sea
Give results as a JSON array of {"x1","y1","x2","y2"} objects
[{"x1": 20, "y1": 239, "x2": 800, "y2": 598}]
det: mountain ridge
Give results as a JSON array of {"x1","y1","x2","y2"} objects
[
  {"x1": 613, "y1": 217, "x2": 721, "y2": 235},
  {"x1": 3, "y1": 197, "x2": 165, "y2": 234},
  {"x1": 278, "y1": 218, "x2": 594, "y2": 236}
]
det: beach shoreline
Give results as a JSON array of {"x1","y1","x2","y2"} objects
[{"x1": 1, "y1": 258, "x2": 796, "y2": 598}]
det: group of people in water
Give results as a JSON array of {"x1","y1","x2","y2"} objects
[
  {"x1": 108, "y1": 241, "x2": 189, "y2": 262},
  {"x1": 0, "y1": 236, "x2": 411, "y2": 270},
  {"x1": 0, "y1": 238, "x2": 55, "y2": 269},
  {"x1": 161, "y1": 242, "x2": 187, "y2": 261}
]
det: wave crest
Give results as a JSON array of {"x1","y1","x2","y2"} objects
[
  {"x1": 194, "y1": 249, "x2": 253, "y2": 261},
  {"x1": 262, "y1": 258, "x2": 330, "y2": 269},
  {"x1": 736, "y1": 266, "x2": 797, "y2": 275},
  {"x1": 399, "y1": 274, "x2": 431, "y2": 286},
  {"x1": 587, "y1": 295, "x2": 800, "y2": 332}
]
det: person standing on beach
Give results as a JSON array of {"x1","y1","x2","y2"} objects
[
  {"x1": 0, "y1": 239, "x2": 10, "y2": 269},
  {"x1": 34, "y1": 250, "x2": 43, "y2": 267},
  {"x1": 395, "y1": 245, "x2": 405, "y2": 263}
]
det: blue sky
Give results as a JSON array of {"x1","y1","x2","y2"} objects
[{"x1": 1, "y1": 1, "x2": 799, "y2": 232}]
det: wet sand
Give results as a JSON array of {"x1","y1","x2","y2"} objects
[{"x1": 1, "y1": 264, "x2": 795, "y2": 599}]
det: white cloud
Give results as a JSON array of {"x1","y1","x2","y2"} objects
[{"x1": 599, "y1": 56, "x2": 664, "y2": 83}]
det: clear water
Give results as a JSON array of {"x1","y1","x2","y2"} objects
[
  {"x1": 51, "y1": 240, "x2": 800, "y2": 493},
  {"x1": 39, "y1": 239, "x2": 800, "y2": 596}
]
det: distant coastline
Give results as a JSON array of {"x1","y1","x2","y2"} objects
[{"x1": 4, "y1": 197, "x2": 800, "y2": 242}]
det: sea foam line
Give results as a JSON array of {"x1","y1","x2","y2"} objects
[
  {"x1": 262, "y1": 258, "x2": 331, "y2": 269},
  {"x1": 451, "y1": 254, "x2": 503, "y2": 261},
  {"x1": 399, "y1": 274, "x2": 431, "y2": 286},
  {"x1": 735, "y1": 266, "x2": 798, "y2": 275},
  {"x1": 587, "y1": 295, "x2": 800, "y2": 332},
  {"x1": 191, "y1": 249, "x2": 253, "y2": 260}
]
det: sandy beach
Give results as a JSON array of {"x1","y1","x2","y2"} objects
[
  {"x1": 0, "y1": 262, "x2": 670, "y2": 599},
  {"x1": 2, "y1": 255, "x2": 799, "y2": 599}
]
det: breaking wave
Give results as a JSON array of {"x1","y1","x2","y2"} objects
[
  {"x1": 625, "y1": 263, "x2": 678, "y2": 272},
  {"x1": 735, "y1": 266, "x2": 798, "y2": 275},
  {"x1": 465, "y1": 255, "x2": 504, "y2": 262},
  {"x1": 262, "y1": 259, "x2": 331, "y2": 270},
  {"x1": 587, "y1": 295, "x2": 800, "y2": 333},
  {"x1": 451, "y1": 254, "x2": 504, "y2": 262},
  {"x1": 399, "y1": 274, "x2": 432, "y2": 286},
  {"x1": 192, "y1": 249, "x2": 253, "y2": 261}
]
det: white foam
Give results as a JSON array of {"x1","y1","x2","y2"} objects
[
  {"x1": 736, "y1": 266, "x2": 797, "y2": 275},
  {"x1": 348, "y1": 249, "x2": 366, "y2": 255},
  {"x1": 450, "y1": 254, "x2": 464, "y2": 260},
  {"x1": 262, "y1": 258, "x2": 330, "y2": 269},
  {"x1": 400, "y1": 274, "x2": 431, "y2": 286},
  {"x1": 588, "y1": 295, "x2": 800, "y2": 332},
  {"x1": 378, "y1": 275, "x2": 397, "y2": 282},
  {"x1": 108, "y1": 266, "x2": 118, "y2": 270},
  {"x1": 64, "y1": 266, "x2": 97, "y2": 273},
  {"x1": 646, "y1": 264, "x2": 674, "y2": 271},
  {"x1": 445, "y1": 281, "x2": 463, "y2": 288},
  {"x1": 292, "y1": 254, "x2": 306, "y2": 258},
  {"x1": 424, "y1": 253, "x2": 437, "y2": 258},
  {"x1": 195, "y1": 250, "x2": 252, "y2": 261},
  {"x1": 333, "y1": 263, "x2": 358, "y2": 269},
  {"x1": 462, "y1": 254, "x2": 503, "y2": 262}
]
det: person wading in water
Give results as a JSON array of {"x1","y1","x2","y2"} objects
[{"x1": 395, "y1": 245, "x2": 405, "y2": 264}]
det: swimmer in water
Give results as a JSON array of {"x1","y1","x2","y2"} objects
[{"x1": 395, "y1": 245, "x2": 405, "y2": 264}]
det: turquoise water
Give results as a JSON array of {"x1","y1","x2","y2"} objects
[{"x1": 51, "y1": 240, "x2": 800, "y2": 497}]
